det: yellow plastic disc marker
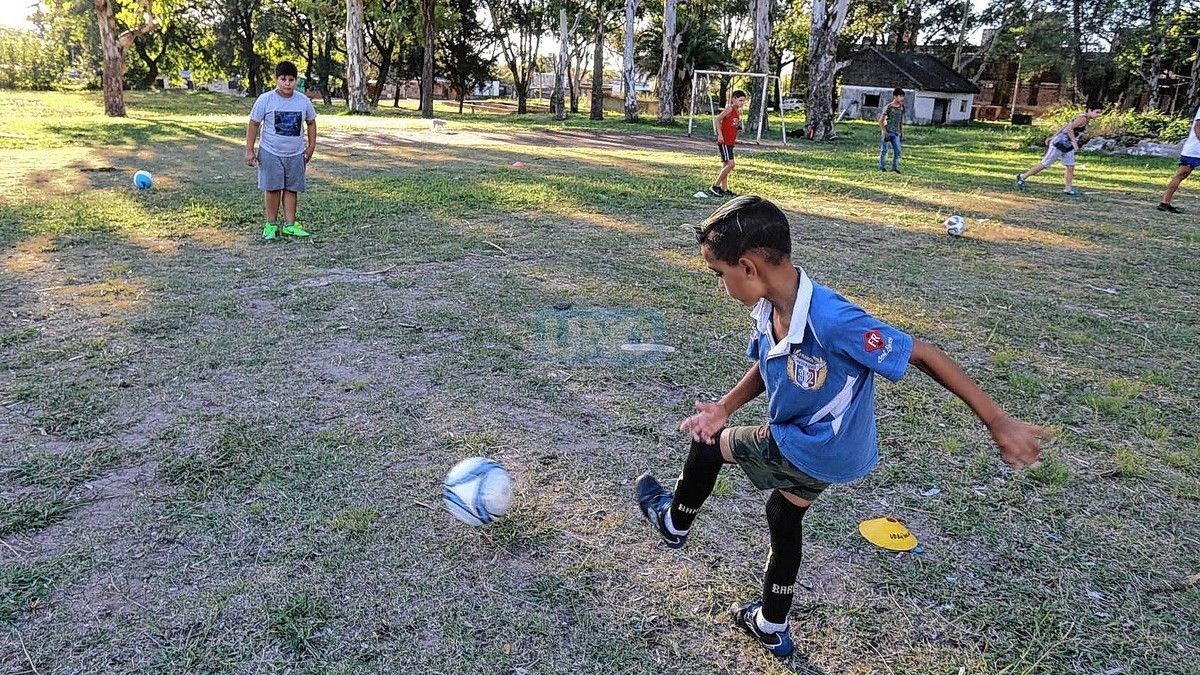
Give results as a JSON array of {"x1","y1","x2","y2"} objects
[{"x1": 858, "y1": 516, "x2": 918, "y2": 551}]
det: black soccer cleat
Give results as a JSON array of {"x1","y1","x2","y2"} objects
[
  {"x1": 635, "y1": 472, "x2": 687, "y2": 549},
  {"x1": 1157, "y1": 202, "x2": 1181, "y2": 213},
  {"x1": 731, "y1": 599, "x2": 794, "y2": 657}
]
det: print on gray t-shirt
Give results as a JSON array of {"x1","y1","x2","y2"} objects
[{"x1": 250, "y1": 90, "x2": 317, "y2": 157}]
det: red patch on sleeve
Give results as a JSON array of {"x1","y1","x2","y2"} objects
[{"x1": 864, "y1": 329, "x2": 885, "y2": 352}]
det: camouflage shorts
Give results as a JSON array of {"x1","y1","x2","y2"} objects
[{"x1": 726, "y1": 424, "x2": 830, "y2": 502}]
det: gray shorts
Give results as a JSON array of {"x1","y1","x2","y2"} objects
[
  {"x1": 1040, "y1": 145, "x2": 1076, "y2": 168},
  {"x1": 257, "y1": 149, "x2": 307, "y2": 192}
]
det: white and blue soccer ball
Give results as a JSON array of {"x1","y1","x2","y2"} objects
[
  {"x1": 133, "y1": 170, "x2": 153, "y2": 189},
  {"x1": 443, "y1": 457, "x2": 513, "y2": 526},
  {"x1": 944, "y1": 215, "x2": 967, "y2": 236}
]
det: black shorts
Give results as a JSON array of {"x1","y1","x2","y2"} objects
[{"x1": 718, "y1": 144, "x2": 735, "y2": 163}]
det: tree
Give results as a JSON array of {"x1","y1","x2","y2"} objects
[
  {"x1": 419, "y1": 0, "x2": 435, "y2": 116},
  {"x1": 364, "y1": 0, "x2": 408, "y2": 107},
  {"x1": 656, "y1": 0, "x2": 679, "y2": 123},
  {"x1": 622, "y1": 0, "x2": 638, "y2": 121},
  {"x1": 1187, "y1": 34, "x2": 1200, "y2": 114},
  {"x1": 771, "y1": 0, "x2": 809, "y2": 95},
  {"x1": 747, "y1": 0, "x2": 771, "y2": 132},
  {"x1": 637, "y1": 4, "x2": 731, "y2": 115},
  {"x1": 441, "y1": 0, "x2": 495, "y2": 112},
  {"x1": 346, "y1": 0, "x2": 370, "y2": 111},
  {"x1": 128, "y1": 0, "x2": 200, "y2": 89},
  {"x1": 589, "y1": 0, "x2": 610, "y2": 119},
  {"x1": 564, "y1": 4, "x2": 595, "y2": 113},
  {"x1": 804, "y1": 0, "x2": 849, "y2": 140},
  {"x1": 1142, "y1": 0, "x2": 1183, "y2": 111},
  {"x1": 0, "y1": 28, "x2": 61, "y2": 90},
  {"x1": 484, "y1": 0, "x2": 548, "y2": 113},
  {"x1": 551, "y1": 8, "x2": 583, "y2": 119},
  {"x1": 95, "y1": 0, "x2": 157, "y2": 116},
  {"x1": 208, "y1": 0, "x2": 275, "y2": 97}
]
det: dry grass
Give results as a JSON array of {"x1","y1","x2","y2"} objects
[{"x1": 0, "y1": 90, "x2": 1197, "y2": 674}]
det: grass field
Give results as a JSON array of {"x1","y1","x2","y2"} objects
[{"x1": 1, "y1": 90, "x2": 1197, "y2": 674}]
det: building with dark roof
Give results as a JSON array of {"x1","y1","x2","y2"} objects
[{"x1": 838, "y1": 47, "x2": 981, "y2": 125}]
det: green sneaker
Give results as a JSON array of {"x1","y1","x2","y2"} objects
[
  {"x1": 262, "y1": 223, "x2": 278, "y2": 240},
  {"x1": 281, "y1": 223, "x2": 310, "y2": 237}
]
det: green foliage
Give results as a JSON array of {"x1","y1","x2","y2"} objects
[
  {"x1": 1161, "y1": 117, "x2": 1194, "y2": 144},
  {"x1": 0, "y1": 28, "x2": 61, "y2": 90},
  {"x1": 1023, "y1": 103, "x2": 1188, "y2": 147}
]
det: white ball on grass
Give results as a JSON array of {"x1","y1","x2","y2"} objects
[
  {"x1": 944, "y1": 215, "x2": 967, "y2": 236},
  {"x1": 442, "y1": 457, "x2": 513, "y2": 526}
]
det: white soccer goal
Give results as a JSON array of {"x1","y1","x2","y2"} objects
[{"x1": 687, "y1": 69, "x2": 788, "y2": 145}]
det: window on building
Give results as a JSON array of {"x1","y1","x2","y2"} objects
[
  {"x1": 863, "y1": 93, "x2": 881, "y2": 107},
  {"x1": 960, "y1": 99, "x2": 968, "y2": 113}
]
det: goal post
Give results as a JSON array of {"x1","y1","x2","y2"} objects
[{"x1": 687, "y1": 69, "x2": 787, "y2": 145}]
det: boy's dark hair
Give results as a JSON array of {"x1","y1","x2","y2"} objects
[
  {"x1": 694, "y1": 196, "x2": 791, "y2": 266},
  {"x1": 276, "y1": 61, "x2": 299, "y2": 78},
  {"x1": 892, "y1": 87, "x2": 904, "y2": 97},
  {"x1": 732, "y1": 90, "x2": 747, "y2": 99}
]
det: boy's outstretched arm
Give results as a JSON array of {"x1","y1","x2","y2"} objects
[
  {"x1": 909, "y1": 339, "x2": 1046, "y2": 469},
  {"x1": 680, "y1": 363, "x2": 765, "y2": 445}
]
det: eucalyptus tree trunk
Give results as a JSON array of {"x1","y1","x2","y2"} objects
[
  {"x1": 346, "y1": 0, "x2": 370, "y2": 112},
  {"x1": 590, "y1": 0, "x2": 606, "y2": 120},
  {"x1": 552, "y1": 9, "x2": 568, "y2": 120},
  {"x1": 656, "y1": 0, "x2": 679, "y2": 124},
  {"x1": 421, "y1": 0, "x2": 435, "y2": 117},
  {"x1": 747, "y1": 0, "x2": 771, "y2": 134},
  {"x1": 805, "y1": 0, "x2": 850, "y2": 140},
  {"x1": 623, "y1": 0, "x2": 639, "y2": 122}
]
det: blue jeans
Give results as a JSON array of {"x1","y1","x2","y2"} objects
[{"x1": 879, "y1": 134, "x2": 901, "y2": 170}]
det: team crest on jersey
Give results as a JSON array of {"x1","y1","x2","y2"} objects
[{"x1": 787, "y1": 350, "x2": 828, "y2": 390}]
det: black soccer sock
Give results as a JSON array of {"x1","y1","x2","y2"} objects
[
  {"x1": 669, "y1": 438, "x2": 726, "y2": 532},
  {"x1": 760, "y1": 489, "x2": 809, "y2": 626}
]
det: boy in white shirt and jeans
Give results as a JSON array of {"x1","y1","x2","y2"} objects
[
  {"x1": 245, "y1": 61, "x2": 317, "y2": 240},
  {"x1": 1157, "y1": 105, "x2": 1200, "y2": 213}
]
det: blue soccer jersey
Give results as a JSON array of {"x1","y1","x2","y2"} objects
[{"x1": 746, "y1": 269, "x2": 913, "y2": 482}]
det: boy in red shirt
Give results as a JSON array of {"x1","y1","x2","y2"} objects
[{"x1": 711, "y1": 90, "x2": 747, "y2": 197}]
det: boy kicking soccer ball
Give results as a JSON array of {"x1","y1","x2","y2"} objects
[
  {"x1": 1016, "y1": 105, "x2": 1101, "y2": 196},
  {"x1": 711, "y1": 90, "x2": 747, "y2": 197},
  {"x1": 636, "y1": 196, "x2": 1046, "y2": 657}
]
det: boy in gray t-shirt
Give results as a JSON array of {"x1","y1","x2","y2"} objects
[
  {"x1": 878, "y1": 87, "x2": 905, "y2": 173},
  {"x1": 245, "y1": 61, "x2": 317, "y2": 240}
]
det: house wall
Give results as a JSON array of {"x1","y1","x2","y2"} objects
[
  {"x1": 912, "y1": 95, "x2": 935, "y2": 124},
  {"x1": 910, "y1": 94, "x2": 974, "y2": 124},
  {"x1": 909, "y1": 91, "x2": 975, "y2": 124}
]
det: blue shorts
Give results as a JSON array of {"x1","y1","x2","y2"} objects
[
  {"x1": 1180, "y1": 155, "x2": 1200, "y2": 169},
  {"x1": 718, "y1": 144, "x2": 735, "y2": 163}
]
